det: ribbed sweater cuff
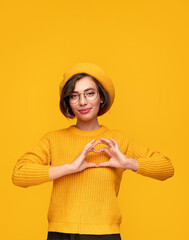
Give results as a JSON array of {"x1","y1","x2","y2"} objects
[
  {"x1": 12, "y1": 164, "x2": 51, "y2": 188},
  {"x1": 136, "y1": 157, "x2": 174, "y2": 181}
]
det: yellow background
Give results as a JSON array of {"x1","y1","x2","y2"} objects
[{"x1": 1, "y1": 0, "x2": 188, "y2": 239}]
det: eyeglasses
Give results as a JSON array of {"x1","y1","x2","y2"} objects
[{"x1": 69, "y1": 89, "x2": 99, "y2": 104}]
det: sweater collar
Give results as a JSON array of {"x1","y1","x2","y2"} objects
[{"x1": 67, "y1": 125, "x2": 108, "y2": 137}]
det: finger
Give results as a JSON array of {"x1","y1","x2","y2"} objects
[
  {"x1": 100, "y1": 138, "x2": 114, "y2": 148},
  {"x1": 110, "y1": 138, "x2": 118, "y2": 146},
  {"x1": 86, "y1": 162, "x2": 98, "y2": 168},
  {"x1": 90, "y1": 148, "x2": 99, "y2": 153},
  {"x1": 87, "y1": 139, "x2": 96, "y2": 145},
  {"x1": 83, "y1": 139, "x2": 96, "y2": 151},
  {"x1": 88, "y1": 140, "x2": 101, "y2": 152},
  {"x1": 97, "y1": 161, "x2": 111, "y2": 167},
  {"x1": 92, "y1": 140, "x2": 102, "y2": 148},
  {"x1": 84, "y1": 139, "x2": 96, "y2": 148},
  {"x1": 84, "y1": 140, "x2": 102, "y2": 155},
  {"x1": 98, "y1": 147, "x2": 112, "y2": 157},
  {"x1": 90, "y1": 143, "x2": 107, "y2": 153}
]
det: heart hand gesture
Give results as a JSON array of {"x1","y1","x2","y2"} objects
[
  {"x1": 97, "y1": 138, "x2": 139, "y2": 171},
  {"x1": 71, "y1": 138, "x2": 139, "y2": 174},
  {"x1": 71, "y1": 139, "x2": 101, "y2": 173}
]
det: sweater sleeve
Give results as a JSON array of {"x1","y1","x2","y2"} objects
[
  {"x1": 12, "y1": 134, "x2": 52, "y2": 188},
  {"x1": 125, "y1": 136, "x2": 174, "y2": 181}
]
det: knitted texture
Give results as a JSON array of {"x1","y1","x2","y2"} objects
[{"x1": 12, "y1": 125, "x2": 174, "y2": 234}]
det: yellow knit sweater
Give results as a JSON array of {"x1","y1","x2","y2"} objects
[{"x1": 12, "y1": 125, "x2": 174, "y2": 235}]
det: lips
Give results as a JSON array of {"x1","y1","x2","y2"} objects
[{"x1": 79, "y1": 108, "x2": 91, "y2": 114}]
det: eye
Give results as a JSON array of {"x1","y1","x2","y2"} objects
[
  {"x1": 70, "y1": 94, "x2": 78, "y2": 99},
  {"x1": 86, "y1": 91, "x2": 95, "y2": 96}
]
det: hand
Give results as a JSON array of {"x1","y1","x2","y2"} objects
[
  {"x1": 97, "y1": 138, "x2": 139, "y2": 171},
  {"x1": 70, "y1": 139, "x2": 101, "y2": 173}
]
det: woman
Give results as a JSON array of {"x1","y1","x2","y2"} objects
[{"x1": 12, "y1": 62, "x2": 174, "y2": 240}]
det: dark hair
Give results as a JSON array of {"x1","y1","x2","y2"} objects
[{"x1": 59, "y1": 72, "x2": 110, "y2": 119}]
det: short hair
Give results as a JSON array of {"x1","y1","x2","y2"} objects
[{"x1": 59, "y1": 72, "x2": 110, "y2": 119}]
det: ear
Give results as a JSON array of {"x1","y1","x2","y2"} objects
[{"x1": 100, "y1": 97, "x2": 104, "y2": 104}]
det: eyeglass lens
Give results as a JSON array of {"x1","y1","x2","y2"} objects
[{"x1": 69, "y1": 89, "x2": 98, "y2": 103}]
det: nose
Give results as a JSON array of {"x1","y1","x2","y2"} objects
[{"x1": 79, "y1": 93, "x2": 87, "y2": 105}]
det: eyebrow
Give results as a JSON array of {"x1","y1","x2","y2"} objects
[{"x1": 72, "y1": 87, "x2": 96, "y2": 93}]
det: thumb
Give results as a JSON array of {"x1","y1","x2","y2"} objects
[
  {"x1": 86, "y1": 162, "x2": 98, "y2": 168},
  {"x1": 97, "y1": 161, "x2": 110, "y2": 167}
]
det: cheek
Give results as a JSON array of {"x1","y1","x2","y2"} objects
[{"x1": 94, "y1": 97, "x2": 101, "y2": 106}]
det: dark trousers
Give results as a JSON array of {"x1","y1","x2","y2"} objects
[{"x1": 46, "y1": 232, "x2": 122, "y2": 240}]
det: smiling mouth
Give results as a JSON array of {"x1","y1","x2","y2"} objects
[{"x1": 79, "y1": 108, "x2": 91, "y2": 114}]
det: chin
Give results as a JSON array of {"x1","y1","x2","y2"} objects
[
  {"x1": 77, "y1": 113, "x2": 99, "y2": 122},
  {"x1": 77, "y1": 116, "x2": 96, "y2": 122}
]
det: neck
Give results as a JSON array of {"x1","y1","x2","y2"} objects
[{"x1": 75, "y1": 118, "x2": 101, "y2": 131}]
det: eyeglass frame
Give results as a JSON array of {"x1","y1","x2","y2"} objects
[{"x1": 68, "y1": 88, "x2": 99, "y2": 104}]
